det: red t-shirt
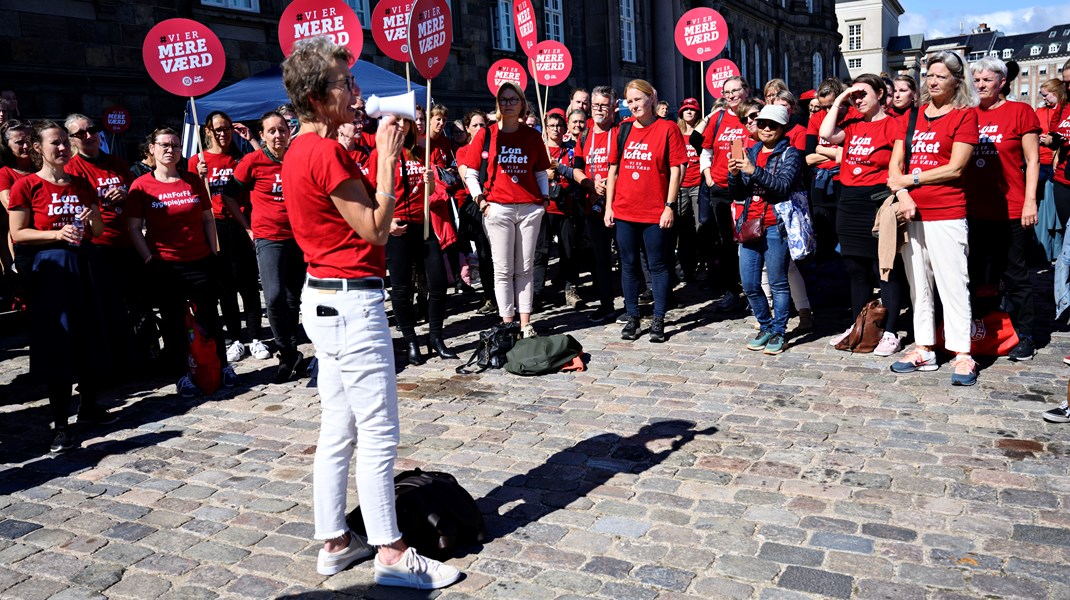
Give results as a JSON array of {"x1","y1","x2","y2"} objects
[
  {"x1": 839, "y1": 115, "x2": 899, "y2": 187},
  {"x1": 743, "y1": 150, "x2": 780, "y2": 229},
  {"x1": 429, "y1": 134, "x2": 454, "y2": 168},
  {"x1": 66, "y1": 153, "x2": 133, "y2": 247},
  {"x1": 0, "y1": 166, "x2": 30, "y2": 194},
  {"x1": 1052, "y1": 104, "x2": 1070, "y2": 186},
  {"x1": 282, "y1": 133, "x2": 383, "y2": 279},
  {"x1": 8, "y1": 174, "x2": 98, "y2": 235},
  {"x1": 127, "y1": 172, "x2": 213, "y2": 262},
  {"x1": 231, "y1": 149, "x2": 292, "y2": 241},
  {"x1": 786, "y1": 124, "x2": 807, "y2": 151},
  {"x1": 966, "y1": 102, "x2": 1041, "y2": 220},
  {"x1": 459, "y1": 124, "x2": 550, "y2": 204},
  {"x1": 808, "y1": 110, "x2": 842, "y2": 179},
  {"x1": 906, "y1": 105, "x2": 979, "y2": 221},
  {"x1": 701, "y1": 110, "x2": 747, "y2": 187},
  {"x1": 188, "y1": 151, "x2": 238, "y2": 220},
  {"x1": 366, "y1": 148, "x2": 427, "y2": 224},
  {"x1": 681, "y1": 132, "x2": 702, "y2": 188},
  {"x1": 576, "y1": 127, "x2": 616, "y2": 184},
  {"x1": 546, "y1": 144, "x2": 575, "y2": 215},
  {"x1": 1037, "y1": 106, "x2": 1056, "y2": 166},
  {"x1": 349, "y1": 144, "x2": 371, "y2": 174},
  {"x1": 610, "y1": 119, "x2": 689, "y2": 224}
]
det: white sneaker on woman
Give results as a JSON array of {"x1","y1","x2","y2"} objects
[
  {"x1": 873, "y1": 332, "x2": 901, "y2": 357},
  {"x1": 226, "y1": 340, "x2": 246, "y2": 362},
  {"x1": 374, "y1": 547, "x2": 461, "y2": 589},
  {"x1": 316, "y1": 531, "x2": 374, "y2": 576},
  {"x1": 249, "y1": 339, "x2": 271, "y2": 360}
]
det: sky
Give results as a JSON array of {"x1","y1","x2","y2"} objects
[{"x1": 899, "y1": 0, "x2": 1070, "y2": 39}]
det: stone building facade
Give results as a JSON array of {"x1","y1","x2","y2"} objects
[{"x1": 0, "y1": 0, "x2": 840, "y2": 158}]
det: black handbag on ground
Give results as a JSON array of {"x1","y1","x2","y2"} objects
[{"x1": 456, "y1": 322, "x2": 521, "y2": 374}]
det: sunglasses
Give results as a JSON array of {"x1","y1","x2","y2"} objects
[
  {"x1": 754, "y1": 120, "x2": 781, "y2": 130},
  {"x1": 70, "y1": 125, "x2": 103, "y2": 139},
  {"x1": 740, "y1": 112, "x2": 761, "y2": 125},
  {"x1": 499, "y1": 97, "x2": 521, "y2": 106}
]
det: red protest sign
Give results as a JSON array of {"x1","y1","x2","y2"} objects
[
  {"x1": 372, "y1": 0, "x2": 413, "y2": 62},
  {"x1": 487, "y1": 59, "x2": 528, "y2": 95},
  {"x1": 513, "y1": 0, "x2": 539, "y2": 58},
  {"x1": 675, "y1": 8, "x2": 728, "y2": 62},
  {"x1": 279, "y1": 0, "x2": 363, "y2": 64},
  {"x1": 528, "y1": 41, "x2": 572, "y2": 87},
  {"x1": 102, "y1": 106, "x2": 130, "y2": 134},
  {"x1": 142, "y1": 19, "x2": 226, "y2": 98},
  {"x1": 407, "y1": 0, "x2": 452, "y2": 80},
  {"x1": 706, "y1": 59, "x2": 741, "y2": 99}
]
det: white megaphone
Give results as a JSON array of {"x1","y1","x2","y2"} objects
[{"x1": 365, "y1": 91, "x2": 417, "y2": 120}]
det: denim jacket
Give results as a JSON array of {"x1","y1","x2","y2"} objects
[{"x1": 727, "y1": 138, "x2": 804, "y2": 207}]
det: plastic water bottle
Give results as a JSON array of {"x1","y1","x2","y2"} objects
[{"x1": 70, "y1": 219, "x2": 84, "y2": 247}]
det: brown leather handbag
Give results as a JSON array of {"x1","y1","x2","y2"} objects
[{"x1": 835, "y1": 300, "x2": 887, "y2": 353}]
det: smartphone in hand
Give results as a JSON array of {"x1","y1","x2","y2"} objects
[{"x1": 730, "y1": 139, "x2": 743, "y2": 161}]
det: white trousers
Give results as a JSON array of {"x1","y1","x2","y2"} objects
[
  {"x1": 901, "y1": 219, "x2": 972, "y2": 353},
  {"x1": 483, "y1": 202, "x2": 545, "y2": 317}
]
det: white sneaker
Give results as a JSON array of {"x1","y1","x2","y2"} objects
[
  {"x1": 374, "y1": 547, "x2": 461, "y2": 590},
  {"x1": 873, "y1": 331, "x2": 901, "y2": 357},
  {"x1": 249, "y1": 339, "x2": 271, "y2": 360},
  {"x1": 317, "y1": 531, "x2": 374, "y2": 576},
  {"x1": 828, "y1": 327, "x2": 852, "y2": 346},
  {"x1": 226, "y1": 341, "x2": 246, "y2": 362},
  {"x1": 521, "y1": 324, "x2": 538, "y2": 339}
]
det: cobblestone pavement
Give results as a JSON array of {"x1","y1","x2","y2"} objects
[{"x1": 3, "y1": 279, "x2": 1070, "y2": 600}]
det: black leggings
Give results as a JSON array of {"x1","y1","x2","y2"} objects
[
  {"x1": 216, "y1": 219, "x2": 262, "y2": 342},
  {"x1": 1055, "y1": 181, "x2": 1070, "y2": 230},
  {"x1": 386, "y1": 227, "x2": 448, "y2": 339},
  {"x1": 153, "y1": 256, "x2": 227, "y2": 376},
  {"x1": 842, "y1": 254, "x2": 905, "y2": 334}
]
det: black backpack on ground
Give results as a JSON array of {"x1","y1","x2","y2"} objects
[
  {"x1": 346, "y1": 469, "x2": 486, "y2": 558},
  {"x1": 456, "y1": 321, "x2": 520, "y2": 374}
]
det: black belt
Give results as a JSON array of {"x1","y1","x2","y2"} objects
[{"x1": 306, "y1": 276, "x2": 384, "y2": 291}]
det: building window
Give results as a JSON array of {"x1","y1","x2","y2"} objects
[
  {"x1": 812, "y1": 51, "x2": 823, "y2": 88},
  {"x1": 490, "y1": 1, "x2": 515, "y2": 51},
  {"x1": 344, "y1": 0, "x2": 371, "y2": 27},
  {"x1": 848, "y1": 58, "x2": 862, "y2": 69},
  {"x1": 544, "y1": 0, "x2": 564, "y2": 42},
  {"x1": 767, "y1": 48, "x2": 772, "y2": 83},
  {"x1": 1021, "y1": 85, "x2": 1029, "y2": 96},
  {"x1": 754, "y1": 43, "x2": 760, "y2": 85},
  {"x1": 1040, "y1": 66, "x2": 1048, "y2": 74},
  {"x1": 1051, "y1": 43, "x2": 1061, "y2": 53},
  {"x1": 1003, "y1": 48, "x2": 1013, "y2": 58},
  {"x1": 1050, "y1": 31, "x2": 1057, "y2": 38},
  {"x1": 1064, "y1": 29, "x2": 1070, "y2": 36},
  {"x1": 1022, "y1": 66, "x2": 1029, "y2": 75},
  {"x1": 848, "y1": 24, "x2": 862, "y2": 51},
  {"x1": 201, "y1": 0, "x2": 259, "y2": 11},
  {"x1": 741, "y1": 42, "x2": 748, "y2": 81},
  {"x1": 784, "y1": 53, "x2": 790, "y2": 89},
  {"x1": 620, "y1": 0, "x2": 636, "y2": 63},
  {"x1": 1031, "y1": 46, "x2": 1041, "y2": 56},
  {"x1": 806, "y1": 0, "x2": 814, "y2": 13}
]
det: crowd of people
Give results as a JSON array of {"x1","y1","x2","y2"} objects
[{"x1": 4, "y1": 38, "x2": 1070, "y2": 586}]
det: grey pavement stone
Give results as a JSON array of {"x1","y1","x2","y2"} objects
[
  {"x1": 776, "y1": 566, "x2": 853, "y2": 599},
  {"x1": 591, "y1": 516, "x2": 650, "y2": 538},
  {"x1": 969, "y1": 574, "x2": 1048, "y2": 599},
  {"x1": 757, "y1": 542, "x2": 824, "y2": 567},
  {"x1": 71, "y1": 564, "x2": 124, "y2": 589},
  {"x1": 716, "y1": 555, "x2": 781, "y2": 582},
  {"x1": 856, "y1": 579, "x2": 927, "y2": 600},
  {"x1": 860, "y1": 523, "x2": 917, "y2": 542},
  {"x1": 1012, "y1": 524, "x2": 1070, "y2": 547},
  {"x1": 0, "y1": 519, "x2": 42, "y2": 539},
  {"x1": 2, "y1": 577, "x2": 68, "y2": 600},
  {"x1": 225, "y1": 574, "x2": 287, "y2": 598},
  {"x1": 633, "y1": 565, "x2": 694, "y2": 591},
  {"x1": 596, "y1": 581, "x2": 658, "y2": 600},
  {"x1": 182, "y1": 541, "x2": 251, "y2": 564},
  {"x1": 809, "y1": 532, "x2": 874, "y2": 554},
  {"x1": 103, "y1": 573, "x2": 171, "y2": 599},
  {"x1": 48, "y1": 588, "x2": 108, "y2": 600}
]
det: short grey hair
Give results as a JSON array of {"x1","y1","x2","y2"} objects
[
  {"x1": 969, "y1": 56, "x2": 1008, "y2": 81},
  {"x1": 281, "y1": 37, "x2": 353, "y2": 121},
  {"x1": 64, "y1": 113, "x2": 92, "y2": 132},
  {"x1": 591, "y1": 85, "x2": 618, "y2": 107}
]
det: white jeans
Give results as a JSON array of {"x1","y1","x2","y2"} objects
[
  {"x1": 301, "y1": 284, "x2": 401, "y2": 545},
  {"x1": 483, "y1": 202, "x2": 545, "y2": 317},
  {"x1": 901, "y1": 219, "x2": 972, "y2": 353}
]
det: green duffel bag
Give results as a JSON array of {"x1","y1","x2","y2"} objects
[{"x1": 504, "y1": 334, "x2": 583, "y2": 376}]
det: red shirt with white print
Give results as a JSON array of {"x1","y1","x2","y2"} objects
[
  {"x1": 282, "y1": 133, "x2": 383, "y2": 279},
  {"x1": 66, "y1": 152, "x2": 133, "y2": 247},
  {"x1": 230, "y1": 149, "x2": 292, "y2": 241},
  {"x1": 126, "y1": 172, "x2": 213, "y2": 262},
  {"x1": 905, "y1": 104, "x2": 979, "y2": 221},
  {"x1": 966, "y1": 101, "x2": 1041, "y2": 220},
  {"x1": 188, "y1": 151, "x2": 238, "y2": 219},
  {"x1": 701, "y1": 110, "x2": 747, "y2": 187},
  {"x1": 1036, "y1": 105, "x2": 1056, "y2": 166},
  {"x1": 742, "y1": 150, "x2": 779, "y2": 229},
  {"x1": 8, "y1": 174, "x2": 98, "y2": 235},
  {"x1": 808, "y1": 110, "x2": 842, "y2": 180},
  {"x1": 786, "y1": 124, "x2": 807, "y2": 151},
  {"x1": 459, "y1": 124, "x2": 550, "y2": 204},
  {"x1": 681, "y1": 133, "x2": 702, "y2": 188},
  {"x1": 366, "y1": 147, "x2": 427, "y2": 224},
  {"x1": 611, "y1": 119, "x2": 689, "y2": 224},
  {"x1": 839, "y1": 115, "x2": 899, "y2": 187}
]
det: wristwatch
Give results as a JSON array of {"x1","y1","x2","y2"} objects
[
  {"x1": 912, "y1": 172, "x2": 920, "y2": 186},
  {"x1": 664, "y1": 201, "x2": 675, "y2": 208}
]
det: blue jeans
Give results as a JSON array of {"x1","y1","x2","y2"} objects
[
  {"x1": 739, "y1": 225, "x2": 790, "y2": 335},
  {"x1": 615, "y1": 219, "x2": 671, "y2": 318},
  {"x1": 255, "y1": 238, "x2": 306, "y2": 356}
]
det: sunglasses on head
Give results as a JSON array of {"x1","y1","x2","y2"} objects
[{"x1": 70, "y1": 125, "x2": 103, "y2": 139}]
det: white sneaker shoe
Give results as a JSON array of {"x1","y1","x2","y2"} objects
[
  {"x1": 249, "y1": 339, "x2": 271, "y2": 360},
  {"x1": 226, "y1": 340, "x2": 246, "y2": 362},
  {"x1": 317, "y1": 532, "x2": 374, "y2": 576},
  {"x1": 828, "y1": 327, "x2": 852, "y2": 346},
  {"x1": 873, "y1": 331, "x2": 901, "y2": 357},
  {"x1": 374, "y1": 547, "x2": 461, "y2": 590}
]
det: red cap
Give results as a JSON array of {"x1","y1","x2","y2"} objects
[
  {"x1": 800, "y1": 90, "x2": 816, "y2": 101},
  {"x1": 547, "y1": 108, "x2": 567, "y2": 119},
  {"x1": 678, "y1": 97, "x2": 700, "y2": 116}
]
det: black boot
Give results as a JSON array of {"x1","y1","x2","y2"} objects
[
  {"x1": 406, "y1": 339, "x2": 425, "y2": 366},
  {"x1": 428, "y1": 335, "x2": 458, "y2": 359}
]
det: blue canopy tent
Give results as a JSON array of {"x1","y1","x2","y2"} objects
[{"x1": 182, "y1": 61, "x2": 427, "y2": 156}]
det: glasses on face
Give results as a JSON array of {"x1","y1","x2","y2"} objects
[
  {"x1": 754, "y1": 120, "x2": 780, "y2": 130},
  {"x1": 591, "y1": 103, "x2": 611, "y2": 112},
  {"x1": 153, "y1": 142, "x2": 180, "y2": 150},
  {"x1": 70, "y1": 125, "x2": 102, "y2": 140},
  {"x1": 723, "y1": 87, "x2": 744, "y2": 97},
  {"x1": 740, "y1": 112, "x2": 761, "y2": 125},
  {"x1": 210, "y1": 125, "x2": 234, "y2": 133},
  {"x1": 331, "y1": 75, "x2": 356, "y2": 90},
  {"x1": 546, "y1": 123, "x2": 564, "y2": 129},
  {"x1": 499, "y1": 96, "x2": 521, "y2": 106}
]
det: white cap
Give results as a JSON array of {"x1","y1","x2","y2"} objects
[{"x1": 755, "y1": 104, "x2": 789, "y2": 126}]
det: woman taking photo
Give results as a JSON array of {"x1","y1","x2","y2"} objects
[
  {"x1": 605, "y1": 79, "x2": 689, "y2": 343},
  {"x1": 8, "y1": 120, "x2": 112, "y2": 452},
  {"x1": 367, "y1": 118, "x2": 457, "y2": 365},
  {"x1": 128, "y1": 127, "x2": 235, "y2": 396},
  {"x1": 190, "y1": 111, "x2": 266, "y2": 363},
  {"x1": 820, "y1": 73, "x2": 907, "y2": 356},
  {"x1": 728, "y1": 105, "x2": 803, "y2": 355},
  {"x1": 887, "y1": 51, "x2": 979, "y2": 385},
  {"x1": 460, "y1": 81, "x2": 550, "y2": 338},
  {"x1": 967, "y1": 58, "x2": 1040, "y2": 362},
  {"x1": 280, "y1": 37, "x2": 459, "y2": 588},
  {"x1": 221, "y1": 112, "x2": 307, "y2": 384}
]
